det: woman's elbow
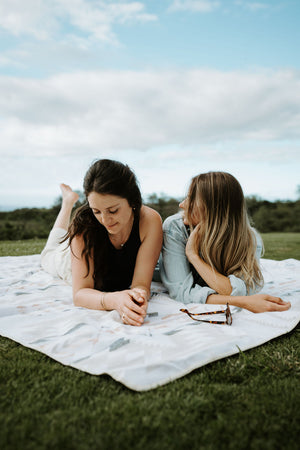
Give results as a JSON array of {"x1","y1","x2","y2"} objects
[
  {"x1": 165, "y1": 282, "x2": 185, "y2": 303},
  {"x1": 73, "y1": 290, "x2": 82, "y2": 307},
  {"x1": 228, "y1": 275, "x2": 247, "y2": 297},
  {"x1": 218, "y1": 285, "x2": 232, "y2": 296}
]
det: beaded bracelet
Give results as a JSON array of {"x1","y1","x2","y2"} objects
[{"x1": 100, "y1": 292, "x2": 106, "y2": 310}]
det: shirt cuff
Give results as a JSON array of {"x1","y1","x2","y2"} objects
[{"x1": 228, "y1": 274, "x2": 247, "y2": 296}]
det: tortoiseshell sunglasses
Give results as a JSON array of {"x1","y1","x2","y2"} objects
[{"x1": 180, "y1": 303, "x2": 232, "y2": 325}]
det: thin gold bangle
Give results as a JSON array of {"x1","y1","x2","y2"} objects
[{"x1": 100, "y1": 292, "x2": 106, "y2": 310}]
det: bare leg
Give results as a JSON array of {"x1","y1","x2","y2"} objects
[{"x1": 53, "y1": 184, "x2": 79, "y2": 230}]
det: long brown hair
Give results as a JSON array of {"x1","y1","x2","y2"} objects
[
  {"x1": 67, "y1": 159, "x2": 142, "y2": 289},
  {"x1": 186, "y1": 172, "x2": 263, "y2": 293}
]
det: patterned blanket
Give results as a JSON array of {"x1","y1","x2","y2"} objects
[{"x1": 0, "y1": 255, "x2": 299, "y2": 391}]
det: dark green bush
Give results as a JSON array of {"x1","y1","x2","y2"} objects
[{"x1": 1, "y1": 195, "x2": 299, "y2": 240}]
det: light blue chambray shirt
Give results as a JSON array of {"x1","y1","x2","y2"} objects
[{"x1": 159, "y1": 213, "x2": 263, "y2": 304}]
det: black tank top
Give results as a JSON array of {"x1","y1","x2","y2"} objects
[
  {"x1": 100, "y1": 216, "x2": 141, "y2": 292},
  {"x1": 185, "y1": 225, "x2": 209, "y2": 288}
]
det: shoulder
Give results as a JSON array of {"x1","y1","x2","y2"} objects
[
  {"x1": 250, "y1": 227, "x2": 262, "y2": 245},
  {"x1": 70, "y1": 234, "x2": 85, "y2": 258},
  {"x1": 250, "y1": 227, "x2": 264, "y2": 257},
  {"x1": 140, "y1": 205, "x2": 162, "y2": 224},
  {"x1": 139, "y1": 205, "x2": 163, "y2": 239},
  {"x1": 163, "y1": 212, "x2": 186, "y2": 234}
]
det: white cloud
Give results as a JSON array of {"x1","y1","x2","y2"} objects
[
  {"x1": 0, "y1": 0, "x2": 56, "y2": 39},
  {"x1": 0, "y1": 69, "x2": 300, "y2": 159},
  {"x1": 170, "y1": 0, "x2": 277, "y2": 14},
  {"x1": 0, "y1": 54, "x2": 25, "y2": 69},
  {"x1": 168, "y1": 0, "x2": 220, "y2": 12},
  {"x1": 234, "y1": 1, "x2": 269, "y2": 12},
  {"x1": 0, "y1": 0, "x2": 156, "y2": 44}
]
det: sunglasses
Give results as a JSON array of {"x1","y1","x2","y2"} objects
[{"x1": 180, "y1": 303, "x2": 232, "y2": 325}]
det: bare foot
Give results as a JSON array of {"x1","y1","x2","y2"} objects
[{"x1": 60, "y1": 183, "x2": 79, "y2": 206}]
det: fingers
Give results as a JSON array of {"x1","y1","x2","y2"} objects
[
  {"x1": 266, "y1": 295, "x2": 285, "y2": 303},
  {"x1": 122, "y1": 298, "x2": 146, "y2": 327},
  {"x1": 265, "y1": 295, "x2": 291, "y2": 309},
  {"x1": 122, "y1": 298, "x2": 147, "y2": 325},
  {"x1": 243, "y1": 294, "x2": 291, "y2": 313},
  {"x1": 127, "y1": 298, "x2": 147, "y2": 316},
  {"x1": 130, "y1": 289, "x2": 147, "y2": 304},
  {"x1": 128, "y1": 290, "x2": 148, "y2": 316},
  {"x1": 121, "y1": 308, "x2": 144, "y2": 326},
  {"x1": 272, "y1": 300, "x2": 291, "y2": 311},
  {"x1": 118, "y1": 290, "x2": 148, "y2": 326}
]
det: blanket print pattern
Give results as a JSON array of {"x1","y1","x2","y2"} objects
[{"x1": 0, "y1": 255, "x2": 299, "y2": 391}]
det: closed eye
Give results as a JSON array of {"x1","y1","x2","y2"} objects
[{"x1": 91, "y1": 208, "x2": 118, "y2": 215}]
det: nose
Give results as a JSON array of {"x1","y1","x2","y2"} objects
[
  {"x1": 101, "y1": 212, "x2": 113, "y2": 227},
  {"x1": 179, "y1": 199, "x2": 186, "y2": 209}
]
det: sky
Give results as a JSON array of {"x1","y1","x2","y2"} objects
[{"x1": 0, "y1": 0, "x2": 300, "y2": 210}]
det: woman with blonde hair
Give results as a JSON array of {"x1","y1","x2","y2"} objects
[{"x1": 160, "y1": 171, "x2": 291, "y2": 313}]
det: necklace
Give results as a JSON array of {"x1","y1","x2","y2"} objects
[{"x1": 109, "y1": 215, "x2": 134, "y2": 249}]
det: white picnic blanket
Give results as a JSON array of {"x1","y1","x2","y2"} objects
[{"x1": 0, "y1": 255, "x2": 299, "y2": 391}]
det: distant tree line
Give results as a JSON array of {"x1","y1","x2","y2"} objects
[{"x1": 0, "y1": 194, "x2": 299, "y2": 241}]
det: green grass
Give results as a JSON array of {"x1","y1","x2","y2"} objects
[
  {"x1": 1, "y1": 233, "x2": 300, "y2": 259},
  {"x1": 261, "y1": 233, "x2": 300, "y2": 260},
  {"x1": 0, "y1": 238, "x2": 46, "y2": 256},
  {"x1": 0, "y1": 234, "x2": 299, "y2": 450}
]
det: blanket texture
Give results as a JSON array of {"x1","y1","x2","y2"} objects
[{"x1": 0, "y1": 255, "x2": 299, "y2": 391}]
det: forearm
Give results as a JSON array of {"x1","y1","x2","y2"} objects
[
  {"x1": 206, "y1": 293, "x2": 263, "y2": 310},
  {"x1": 207, "y1": 292, "x2": 291, "y2": 313},
  {"x1": 73, "y1": 288, "x2": 119, "y2": 311},
  {"x1": 188, "y1": 253, "x2": 232, "y2": 295},
  {"x1": 206, "y1": 293, "x2": 245, "y2": 307}
]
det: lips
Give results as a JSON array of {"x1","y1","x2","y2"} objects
[{"x1": 107, "y1": 223, "x2": 118, "y2": 230}]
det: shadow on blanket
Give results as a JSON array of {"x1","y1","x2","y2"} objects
[{"x1": 0, "y1": 255, "x2": 299, "y2": 391}]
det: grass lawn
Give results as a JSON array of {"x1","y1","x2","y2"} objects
[
  {"x1": 0, "y1": 235, "x2": 299, "y2": 450},
  {"x1": 261, "y1": 233, "x2": 300, "y2": 260},
  {"x1": 0, "y1": 238, "x2": 46, "y2": 256}
]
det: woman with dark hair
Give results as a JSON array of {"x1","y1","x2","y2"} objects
[
  {"x1": 41, "y1": 159, "x2": 163, "y2": 326},
  {"x1": 160, "y1": 171, "x2": 291, "y2": 313}
]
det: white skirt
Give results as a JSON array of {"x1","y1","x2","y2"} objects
[{"x1": 40, "y1": 227, "x2": 72, "y2": 285}]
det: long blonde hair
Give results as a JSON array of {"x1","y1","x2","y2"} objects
[{"x1": 186, "y1": 172, "x2": 263, "y2": 293}]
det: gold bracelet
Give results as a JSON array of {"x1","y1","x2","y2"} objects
[{"x1": 100, "y1": 292, "x2": 106, "y2": 310}]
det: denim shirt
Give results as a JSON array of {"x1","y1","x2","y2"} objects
[{"x1": 159, "y1": 213, "x2": 263, "y2": 304}]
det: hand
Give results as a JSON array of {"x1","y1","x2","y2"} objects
[
  {"x1": 243, "y1": 294, "x2": 291, "y2": 313},
  {"x1": 115, "y1": 289, "x2": 147, "y2": 327},
  {"x1": 131, "y1": 287, "x2": 148, "y2": 306},
  {"x1": 130, "y1": 288, "x2": 148, "y2": 319},
  {"x1": 185, "y1": 224, "x2": 200, "y2": 261}
]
